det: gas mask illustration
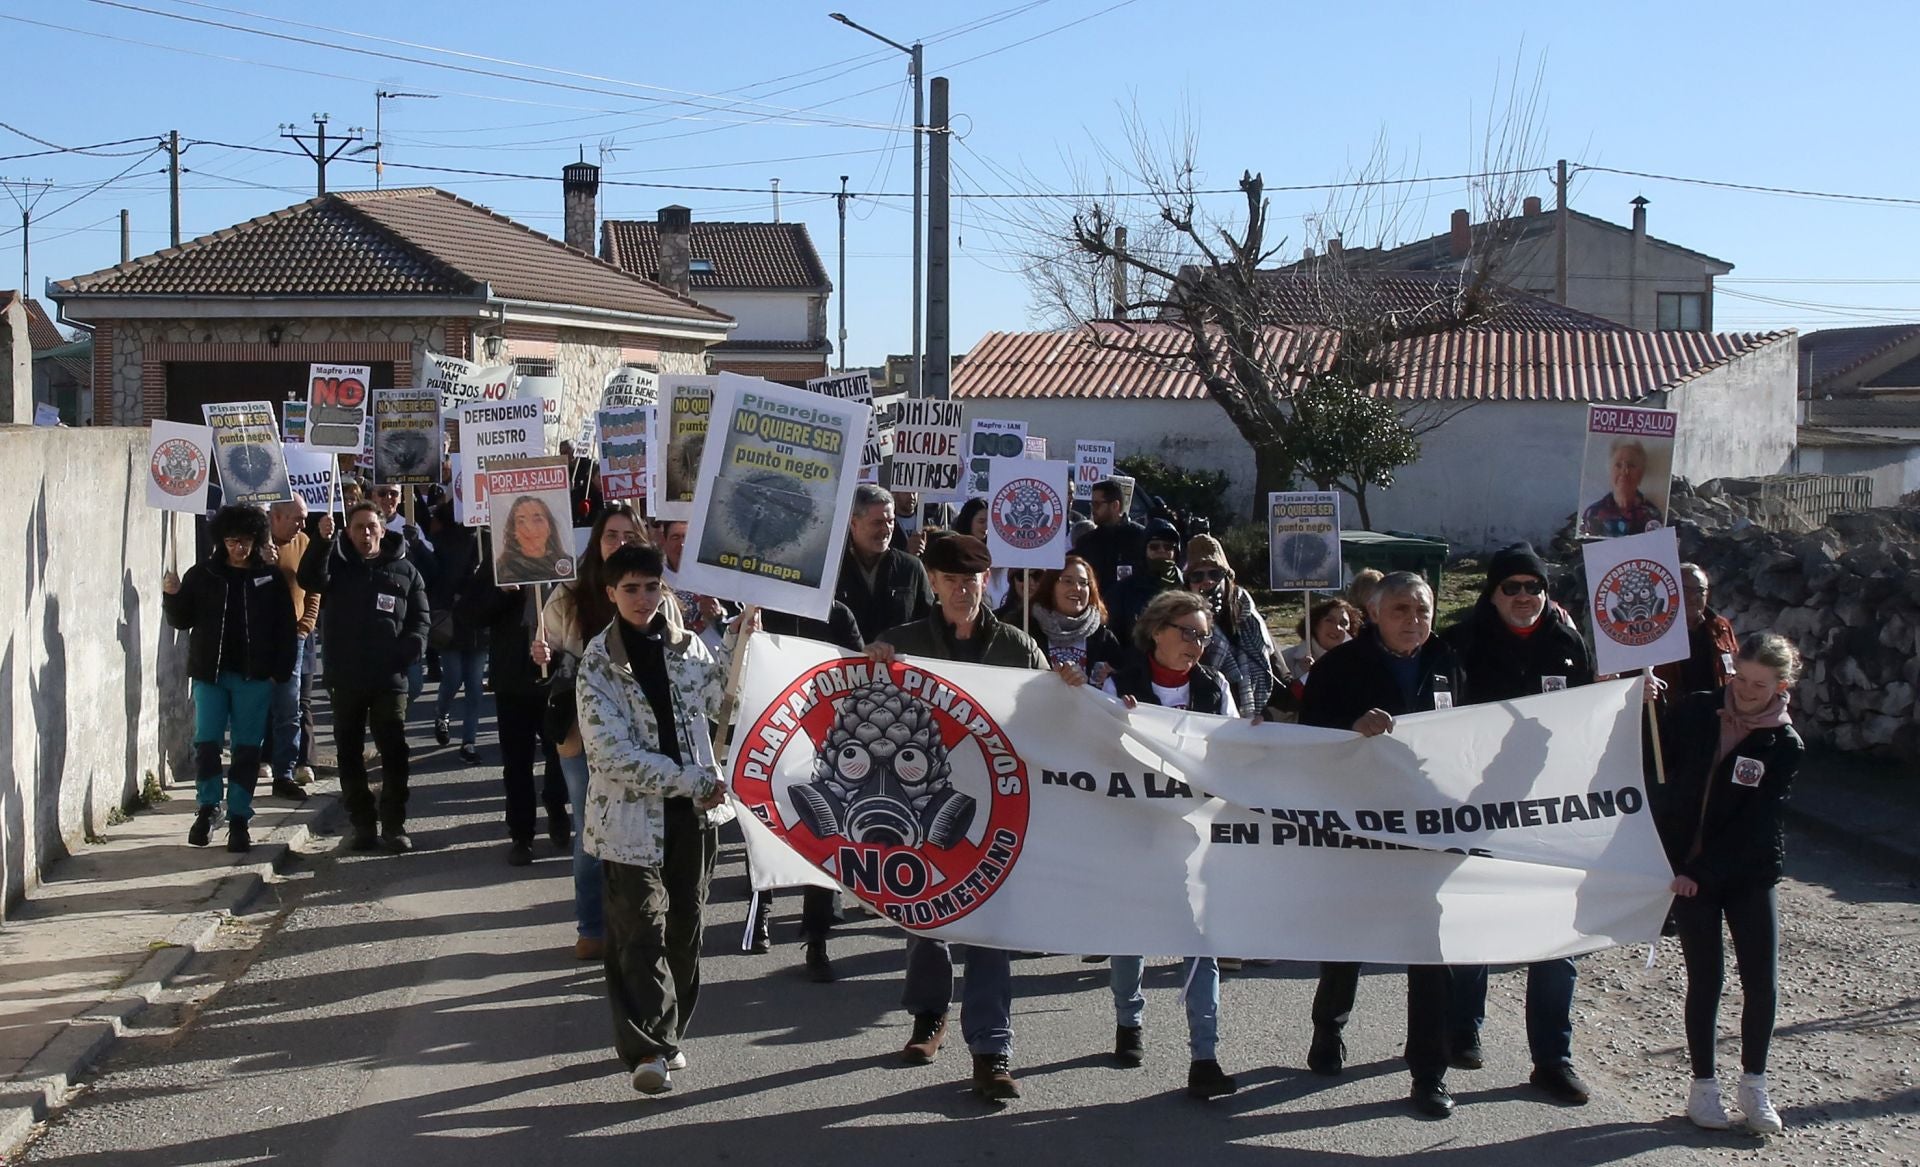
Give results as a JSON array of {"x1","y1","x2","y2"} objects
[{"x1": 790, "y1": 677, "x2": 975, "y2": 849}]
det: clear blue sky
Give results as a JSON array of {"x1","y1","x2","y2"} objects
[{"x1": 5, "y1": 0, "x2": 1918, "y2": 362}]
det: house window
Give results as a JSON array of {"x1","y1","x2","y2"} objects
[
  {"x1": 1658, "y1": 292, "x2": 1705, "y2": 331},
  {"x1": 688, "y1": 258, "x2": 715, "y2": 274},
  {"x1": 513, "y1": 357, "x2": 555, "y2": 377}
]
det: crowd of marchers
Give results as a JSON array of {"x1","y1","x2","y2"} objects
[{"x1": 160, "y1": 472, "x2": 1798, "y2": 1133}]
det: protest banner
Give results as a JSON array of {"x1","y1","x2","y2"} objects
[
  {"x1": 372, "y1": 388, "x2": 443, "y2": 486},
  {"x1": 1268, "y1": 491, "x2": 1342, "y2": 591},
  {"x1": 602, "y1": 364, "x2": 660, "y2": 409},
  {"x1": 33, "y1": 402, "x2": 61, "y2": 427},
  {"x1": 1024, "y1": 435, "x2": 1048, "y2": 460},
  {"x1": 201, "y1": 401, "x2": 292, "y2": 506},
  {"x1": 456, "y1": 398, "x2": 544, "y2": 526},
  {"x1": 1582, "y1": 526, "x2": 1691, "y2": 676},
  {"x1": 485, "y1": 456, "x2": 577, "y2": 586},
  {"x1": 730, "y1": 638, "x2": 1671, "y2": 963},
  {"x1": 283, "y1": 446, "x2": 334, "y2": 510},
  {"x1": 1072, "y1": 439, "x2": 1115, "y2": 501},
  {"x1": 422, "y1": 350, "x2": 513, "y2": 412},
  {"x1": 145, "y1": 420, "x2": 214, "y2": 513},
  {"x1": 673, "y1": 375, "x2": 868, "y2": 621},
  {"x1": 870, "y1": 390, "x2": 904, "y2": 484},
  {"x1": 650, "y1": 374, "x2": 718, "y2": 522},
  {"x1": 354, "y1": 414, "x2": 375, "y2": 473},
  {"x1": 514, "y1": 374, "x2": 564, "y2": 452},
  {"x1": 964, "y1": 417, "x2": 1027, "y2": 500},
  {"x1": 886, "y1": 398, "x2": 963, "y2": 498},
  {"x1": 306, "y1": 363, "x2": 369, "y2": 454},
  {"x1": 597, "y1": 405, "x2": 651, "y2": 504},
  {"x1": 805, "y1": 370, "x2": 886, "y2": 483},
  {"x1": 986, "y1": 458, "x2": 1071, "y2": 571},
  {"x1": 281, "y1": 401, "x2": 308, "y2": 444},
  {"x1": 1111, "y1": 473, "x2": 1137, "y2": 513},
  {"x1": 1577, "y1": 404, "x2": 1676, "y2": 539}
]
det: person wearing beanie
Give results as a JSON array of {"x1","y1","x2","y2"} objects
[
  {"x1": 865, "y1": 533, "x2": 1049, "y2": 1103},
  {"x1": 1184, "y1": 534, "x2": 1280, "y2": 717},
  {"x1": 1439, "y1": 542, "x2": 1596, "y2": 1106},
  {"x1": 1107, "y1": 519, "x2": 1185, "y2": 646}
]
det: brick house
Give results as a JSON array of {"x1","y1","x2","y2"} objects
[{"x1": 48, "y1": 187, "x2": 733, "y2": 432}]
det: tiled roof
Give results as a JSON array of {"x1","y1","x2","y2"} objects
[
  {"x1": 22, "y1": 299, "x2": 68, "y2": 350},
  {"x1": 710, "y1": 338, "x2": 832, "y2": 353},
  {"x1": 601, "y1": 220, "x2": 830, "y2": 291},
  {"x1": 1798, "y1": 324, "x2": 1920, "y2": 394},
  {"x1": 951, "y1": 323, "x2": 1790, "y2": 404},
  {"x1": 1241, "y1": 270, "x2": 1620, "y2": 331},
  {"x1": 54, "y1": 189, "x2": 728, "y2": 326},
  {"x1": 1373, "y1": 208, "x2": 1733, "y2": 273}
]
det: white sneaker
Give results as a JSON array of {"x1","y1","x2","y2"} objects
[
  {"x1": 1738, "y1": 1072, "x2": 1782, "y2": 1134},
  {"x1": 294, "y1": 765, "x2": 315, "y2": 786},
  {"x1": 630, "y1": 1057, "x2": 672, "y2": 1095},
  {"x1": 665, "y1": 1051, "x2": 688, "y2": 1071},
  {"x1": 257, "y1": 763, "x2": 274, "y2": 781},
  {"x1": 1687, "y1": 1077, "x2": 1731, "y2": 1130}
]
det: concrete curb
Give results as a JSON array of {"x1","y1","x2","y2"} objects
[{"x1": 0, "y1": 792, "x2": 345, "y2": 1157}]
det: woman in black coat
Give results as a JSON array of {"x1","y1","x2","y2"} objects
[
  {"x1": 1657, "y1": 631, "x2": 1805, "y2": 1136},
  {"x1": 161, "y1": 504, "x2": 297, "y2": 853}
]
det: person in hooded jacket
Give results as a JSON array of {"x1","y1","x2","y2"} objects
[
  {"x1": 298, "y1": 501, "x2": 431, "y2": 851},
  {"x1": 1106, "y1": 517, "x2": 1186, "y2": 646},
  {"x1": 1656, "y1": 632, "x2": 1804, "y2": 1136},
  {"x1": 428, "y1": 504, "x2": 488, "y2": 763},
  {"x1": 162, "y1": 504, "x2": 298, "y2": 853},
  {"x1": 1438, "y1": 543, "x2": 1597, "y2": 1106}
]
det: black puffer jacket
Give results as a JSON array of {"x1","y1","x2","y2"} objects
[
  {"x1": 429, "y1": 525, "x2": 487, "y2": 652},
  {"x1": 162, "y1": 557, "x2": 298, "y2": 684},
  {"x1": 455, "y1": 576, "x2": 545, "y2": 697},
  {"x1": 1300, "y1": 625, "x2": 1468, "y2": 730},
  {"x1": 297, "y1": 530, "x2": 430, "y2": 693},
  {"x1": 1655, "y1": 690, "x2": 1804, "y2": 890},
  {"x1": 835, "y1": 547, "x2": 933, "y2": 643},
  {"x1": 1442, "y1": 599, "x2": 1594, "y2": 704}
]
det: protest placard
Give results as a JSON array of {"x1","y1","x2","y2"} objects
[
  {"x1": 964, "y1": 417, "x2": 1027, "y2": 500},
  {"x1": 456, "y1": 398, "x2": 544, "y2": 526},
  {"x1": 986, "y1": 458, "x2": 1071, "y2": 571},
  {"x1": 1582, "y1": 527, "x2": 1691, "y2": 675},
  {"x1": 282, "y1": 401, "x2": 308, "y2": 444},
  {"x1": 422, "y1": 350, "x2": 513, "y2": 412},
  {"x1": 597, "y1": 405, "x2": 651, "y2": 504},
  {"x1": 574, "y1": 413, "x2": 598, "y2": 459},
  {"x1": 886, "y1": 398, "x2": 964, "y2": 498},
  {"x1": 806, "y1": 370, "x2": 885, "y2": 482},
  {"x1": 1577, "y1": 404, "x2": 1676, "y2": 539},
  {"x1": 372, "y1": 388, "x2": 443, "y2": 486},
  {"x1": 602, "y1": 364, "x2": 660, "y2": 409},
  {"x1": 514, "y1": 374, "x2": 564, "y2": 452},
  {"x1": 869, "y1": 390, "x2": 904, "y2": 484},
  {"x1": 1268, "y1": 491, "x2": 1342, "y2": 591},
  {"x1": 354, "y1": 414, "x2": 375, "y2": 473},
  {"x1": 1112, "y1": 473, "x2": 1137, "y2": 513},
  {"x1": 650, "y1": 374, "x2": 718, "y2": 522},
  {"x1": 283, "y1": 446, "x2": 334, "y2": 510},
  {"x1": 145, "y1": 420, "x2": 214, "y2": 513},
  {"x1": 201, "y1": 401, "x2": 292, "y2": 505},
  {"x1": 1072, "y1": 439, "x2": 1115, "y2": 501},
  {"x1": 33, "y1": 402, "x2": 61, "y2": 427},
  {"x1": 485, "y1": 456, "x2": 577, "y2": 586},
  {"x1": 306, "y1": 363, "x2": 369, "y2": 454},
  {"x1": 673, "y1": 375, "x2": 868, "y2": 620},
  {"x1": 1024, "y1": 435, "x2": 1048, "y2": 460}
]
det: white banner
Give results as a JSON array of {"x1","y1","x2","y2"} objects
[
  {"x1": 423, "y1": 351, "x2": 514, "y2": 412},
  {"x1": 514, "y1": 374, "x2": 564, "y2": 453},
  {"x1": 985, "y1": 458, "x2": 1071, "y2": 571},
  {"x1": 456, "y1": 398, "x2": 545, "y2": 526},
  {"x1": 145, "y1": 420, "x2": 215, "y2": 513},
  {"x1": 602, "y1": 364, "x2": 660, "y2": 409},
  {"x1": 283, "y1": 446, "x2": 335, "y2": 510},
  {"x1": 964, "y1": 417, "x2": 1027, "y2": 500},
  {"x1": 729, "y1": 637, "x2": 1673, "y2": 963},
  {"x1": 887, "y1": 398, "x2": 964, "y2": 499},
  {"x1": 1582, "y1": 527, "x2": 1691, "y2": 675},
  {"x1": 1268, "y1": 491, "x2": 1343, "y2": 591},
  {"x1": 1073, "y1": 439, "x2": 1115, "y2": 501}
]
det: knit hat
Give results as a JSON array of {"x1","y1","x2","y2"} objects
[
  {"x1": 1485, "y1": 542, "x2": 1551, "y2": 594},
  {"x1": 1186, "y1": 534, "x2": 1229, "y2": 573},
  {"x1": 1144, "y1": 518, "x2": 1181, "y2": 548},
  {"x1": 924, "y1": 533, "x2": 992, "y2": 574}
]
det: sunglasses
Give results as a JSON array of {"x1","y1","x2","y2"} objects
[
  {"x1": 375, "y1": 489, "x2": 401, "y2": 498},
  {"x1": 1188, "y1": 568, "x2": 1226, "y2": 583},
  {"x1": 1499, "y1": 579, "x2": 1547, "y2": 597},
  {"x1": 1168, "y1": 623, "x2": 1209, "y2": 644}
]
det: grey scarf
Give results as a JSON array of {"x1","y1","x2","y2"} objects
[{"x1": 1032, "y1": 602, "x2": 1102, "y2": 647}]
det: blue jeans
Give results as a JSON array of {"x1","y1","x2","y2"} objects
[
  {"x1": 1109, "y1": 956, "x2": 1221, "y2": 1061},
  {"x1": 901, "y1": 938, "x2": 1013, "y2": 1057},
  {"x1": 192, "y1": 672, "x2": 274, "y2": 821},
  {"x1": 1448, "y1": 958, "x2": 1578, "y2": 1067},
  {"x1": 434, "y1": 648, "x2": 488, "y2": 745},
  {"x1": 268, "y1": 634, "x2": 308, "y2": 781},
  {"x1": 407, "y1": 657, "x2": 425, "y2": 706},
  {"x1": 560, "y1": 751, "x2": 604, "y2": 940}
]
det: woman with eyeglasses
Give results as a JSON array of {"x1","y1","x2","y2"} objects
[
  {"x1": 1184, "y1": 535, "x2": 1277, "y2": 717},
  {"x1": 1027, "y1": 554, "x2": 1127, "y2": 692}
]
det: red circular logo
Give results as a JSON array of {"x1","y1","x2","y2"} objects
[
  {"x1": 1593, "y1": 559, "x2": 1680, "y2": 647},
  {"x1": 989, "y1": 476, "x2": 1064, "y2": 551},
  {"x1": 150, "y1": 438, "x2": 208, "y2": 497},
  {"x1": 732, "y1": 657, "x2": 1029, "y2": 929}
]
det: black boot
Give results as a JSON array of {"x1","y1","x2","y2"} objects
[
  {"x1": 749, "y1": 904, "x2": 772, "y2": 954},
  {"x1": 187, "y1": 805, "x2": 218, "y2": 847},
  {"x1": 226, "y1": 818, "x2": 252, "y2": 853},
  {"x1": 1308, "y1": 1024, "x2": 1346, "y2": 1076},
  {"x1": 1187, "y1": 1058, "x2": 1237, "y2": 1100},
  {"x1": 803, "y1": 937, "x2": 835, "y2": 983}
]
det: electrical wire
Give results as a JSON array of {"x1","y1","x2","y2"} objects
[
  {"x1": 1576, "y1": 164, "x2": 1920, "y2": 209},
  {"x1": 0, "y1": 124, "x2": 161, "y2": 161}
]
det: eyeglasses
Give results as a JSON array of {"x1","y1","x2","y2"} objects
[
  {"x1": 375, "y1": 489, "x2": 400, "y2": 498},
  {"x1": 1499, "y1": 579, "x2": 1547, "y2": 597},
  {"x1": 1188, "y1": 568, "x2": 1226, "y2": 583},
  {"x1": 1168, "y1": 623, "x2": 1209, "y2": 644}
]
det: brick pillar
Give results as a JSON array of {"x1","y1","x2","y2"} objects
[{"x1": 91, "y1": 322, "x2": 114, "y2": 425}]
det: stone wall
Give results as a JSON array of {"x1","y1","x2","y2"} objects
[{"x1": 0, "y1": 427, "x2": 173, "y2": 918}]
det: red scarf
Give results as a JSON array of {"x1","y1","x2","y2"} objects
[{"x1": 1149, "y1": 659, "x2": 1190, "y2": 689}]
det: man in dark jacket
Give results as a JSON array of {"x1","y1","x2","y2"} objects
[
  {"x1": 836, "y1": 483, "x2": 933, "y2": 643},
  {"x1": 1300, "y1": 570, "x2": 1466, "y2": 1119},
  {"x1": 1106, "y1": 517, "x2": 1184, "y2": 645},
  {"x1": 1439, "y1": 543, "x2": 1596, "y2": 1106},
  {"x1": 1073, "y1": 478, "x2": 1146, "y2": 599},
  {"x1": 1653, "y1": 563, "x2": 1738, "y2": 704},
  {"x1": 298, "y1": 501, "x2": 431, "y2": 851}
]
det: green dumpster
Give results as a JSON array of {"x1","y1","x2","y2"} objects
[{"x1": 1340, "y1": 530, "x2": 1449, "y2": 593}]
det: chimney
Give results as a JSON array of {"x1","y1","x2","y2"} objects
[
  {"x1": 656, "y1": 205, "x2": 692, "y2": 296},
  {"x1": 1631, "y1": 195, "x2": 1648, "y2": 240},
  {"x1": 1328, "y1": 235, "x2": 1344, "y2": 258},
  {"x1": 1523, "y1": 195, "x2": 1543, "y2": 217},
  {"x1": 562, "y1": 160, "x2": 599, "y2": 255},
  {"x1": 1449, "y1": 208, "x2": 1471, "y2": 259}
]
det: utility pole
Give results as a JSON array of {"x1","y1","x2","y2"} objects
[
  {"x1": 167, "y1": 130, "x2": 181, "y2": 247},
  {"x1": 1112, "y1": 224, "x2": 1128, "y2": 319},
  {"x1": 1554, "y1": 158, "x2": 1569, "y2": 305},
  {"x1": 2, "y1": 178, "x2": 54, "y2": 293},
  {"x1": 281, "y1": 114, "x2": 364, "y2": 197},
  {"x1": 370, "y1": 91, "x2": 436, "y2": 190},
  {"x1": 771, "y1": 178, "x2": 781, "y2": 223},
  {"x1": 120, "y1": 209, "x2": 131, "y2": 264},
  {"x1": 837, "y1": 175, "x2": 850, "y2": 373},
  {"x1": 925, "y1": 76, "x2": 950, "y2": 400}
]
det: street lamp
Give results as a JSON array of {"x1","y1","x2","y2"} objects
[{"x1": 829, "y1": 12, "x2": 923, "y2": 398}]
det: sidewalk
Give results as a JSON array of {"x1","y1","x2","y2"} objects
[{"x1": 0, "y1": 772, "x2": 339, "y2": 1153}]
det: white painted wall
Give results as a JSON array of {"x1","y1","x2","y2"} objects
[
  {"x1": 1665, "y1": 339, "x2": 1798, "y2": 482},
  {"x1": 697, "y1": 291, "x2": 810, "y2": 342}
]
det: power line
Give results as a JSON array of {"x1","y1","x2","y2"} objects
[
  {"x1": 0, "y1": 124, "x2": 161, "y2": 160},
  {"x1": 1575, "y1": 164, "x2": 1920, "y2": 209}
]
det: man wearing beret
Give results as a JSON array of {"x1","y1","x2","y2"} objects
[{"x1": 866, "y1": 534, "x2": 1049, "y2": 1103}]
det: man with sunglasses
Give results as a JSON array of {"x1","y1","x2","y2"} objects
[{"x1": 1440, "y1": 542, "x2": 1596, "y2": 1106}]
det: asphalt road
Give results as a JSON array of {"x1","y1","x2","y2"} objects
[{"x1": 13, "y1": 711, "x2": 1824, "y2": 1166}]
